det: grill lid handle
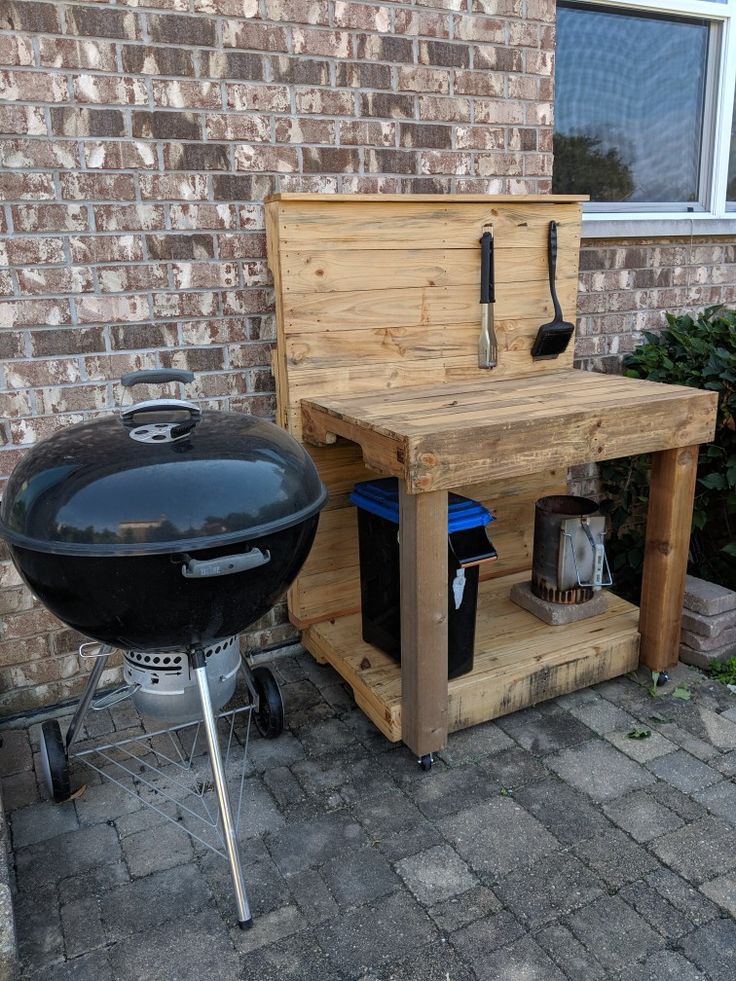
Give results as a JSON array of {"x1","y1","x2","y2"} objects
[
  {"x1": 121, "y1": 369, "x2": 194, "y2": 387},
  {"x1": 181, "y1": 548, "x2": 271, "y2": 578}
]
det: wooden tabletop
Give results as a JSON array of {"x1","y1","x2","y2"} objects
[{"x1": 301, "y1": 369, "x2": 718, "y2": 492}]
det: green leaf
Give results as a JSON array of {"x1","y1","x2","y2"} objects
[
  {"x1": 627, "y1": 727, "x2": 652, "y2": 740},
  {"x1": 673, "y1": 686, "x2": 691, "y2": 701},
  {"x1": 699, "y1": 473, "x2": 727, "y2": 490}
]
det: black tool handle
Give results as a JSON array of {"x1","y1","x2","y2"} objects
[
  {"x1": 121, "y1": 369, "x2": 194, "y2": 388},
  {"x1": 480, "y1": 231, "x2": 494, "y2": 304},
  {"x1": 548, "y1": 221, "x2": 563, "y2": 321}
]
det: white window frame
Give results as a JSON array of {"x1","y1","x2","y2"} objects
[{"x1": 559, "y1": 0, "x2": 736, "y2": 237}]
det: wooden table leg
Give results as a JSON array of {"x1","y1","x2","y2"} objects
[
  {"x1": 639, "y1": 444, "x2": 699, "y2": 672},
  {"x1": 399, "y1": 485, "x2": 448, "y2": 758}
]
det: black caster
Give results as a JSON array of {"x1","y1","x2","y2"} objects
[
  {"x1": 418, "y1": 753, "x2": 433, "y2": 772},
  {"x1": 656, "y1": 671, "x2": 670, "y2": 687},
  {"x1": 252, "y1": 667, "x2": 284, "y2": 739},
  {"x1": 39, "y1": 720, "x2": 71, "y2": 803}
]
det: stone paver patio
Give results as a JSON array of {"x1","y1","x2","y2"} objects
[{"x1": 3, "y1": 654, "x2": 736, "y2": 980}]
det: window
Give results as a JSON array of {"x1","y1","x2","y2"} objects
[{"x1": 553, "y1": 0, "x2": 736, "y2": 230}]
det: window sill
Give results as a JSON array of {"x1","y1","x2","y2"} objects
[{"x1": 582, "y1": 214, "x2": 736, "y2": 240}]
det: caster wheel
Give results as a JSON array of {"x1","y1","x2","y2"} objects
[
  {"x1": 656, "y1": 671, "x2": 670, "y2": 688},
  {"x1": 252, "y1": 667, "x2": 284, "y2": 740},
  {"x1": 418, "y1": 753, "x2": 433, "y2": 772},
  {"x1": 39, "y1": 720, "x2": 71, "y2": 803}
]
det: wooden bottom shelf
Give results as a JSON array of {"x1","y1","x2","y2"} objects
[{"x1": 303, "y1": 571, "x2": 641, "y2": 742}]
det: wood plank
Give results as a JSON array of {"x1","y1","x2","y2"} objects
[
  {"x1": 399, "y1": 486, "x2": 449, "y2": 757},
  {"x1": 282, "y1": 282, "x2": 579, "y2": 333},
  {"x1": 302, "y1": 572, "x2": 640, "y2": 742},
  {"x1": 268, "y1": 193, "x2": 588, "y2": 203},
  {"x1": 300, "y1": 371, "x2": 719, "y2": 491},
  {"x1": 639, "y1": 445, "x2": 700, "y2": 672},
  {"x1": 278, "y1": 201, "x2": 582, "y2": 251},
  {"x1": 281, "y1": 247, "x2": 577, "y2": 294}
]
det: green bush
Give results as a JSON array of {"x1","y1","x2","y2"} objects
[{"x1": 600, "y1": 305, "x2": 736, "y2": 600}]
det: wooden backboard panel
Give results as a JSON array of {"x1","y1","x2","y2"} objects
[{"x1": 266, "y1": 194, "x2": 584, "y2": 626}]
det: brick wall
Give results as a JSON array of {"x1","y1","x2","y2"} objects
[{"x1": 0, "y1": 0, "x2": 555, "y2": 713}]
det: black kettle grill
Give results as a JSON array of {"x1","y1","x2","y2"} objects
[{"x1": 0, "y1": 369, "x2": 327, "y2": 930}]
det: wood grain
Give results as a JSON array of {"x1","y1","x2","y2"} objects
[
  {"x1": 303, "y1": 572, "x2": 640, "y2": 742},
  {"x1": 639, "y1": 445, "x2": 700, "y2": 672}
]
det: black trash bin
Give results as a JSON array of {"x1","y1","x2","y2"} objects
[{"x1": 350, "y1": 478, "x2": 498, "y2": 679}]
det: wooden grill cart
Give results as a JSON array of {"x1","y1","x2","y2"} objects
[{"x1": 265, "y1": 193, "x2": 717, "y2": 766}]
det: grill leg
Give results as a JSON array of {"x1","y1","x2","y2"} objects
[
  {"x1": 65, "y1": 645, "x2": 112, "y2": 752},
  {"x1": 190, "y1": 649, "x2": 252, "y2": 929}
]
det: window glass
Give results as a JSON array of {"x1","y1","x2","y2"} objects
[
  {"x1": 728, "y1": 95, "x2": 736, "y2": 204},
  {"x1": 553, "y1": 4, "x2": 709, "y2": 205}
]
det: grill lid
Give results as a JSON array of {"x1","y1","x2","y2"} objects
[{"x1": 0, "y1": 404, "x2": 327, "y2": 557}]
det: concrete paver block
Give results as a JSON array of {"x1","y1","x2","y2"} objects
[
  {"x1": 395, "y1": 844, "x2": 476, "y2": 907},
  {"x1": 680, "y1": 639, "x2": 736, "y2": 669},
  {"x1": 681, "y1": 624, "x2": 736, "y2": 652},
  {"x1": 682, "y1": 605, "x2": 736, "y2": 638},
  {"x1": 509, "y1": 579, "x2": 608, "y2": 624},
  {"x1": 683, "y1": 575, "x2": 736, "y2": 616}
]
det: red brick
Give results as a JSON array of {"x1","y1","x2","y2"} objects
[
  {"x1": 0, "y1": 2, "x2": 61, "y2": 33},
  {"x1": 153, "y1": 79, "x2": 221, "y2": 109},
  {"x1": 295, "y1": 88, "x2": 355, "y2": 115},
  {"x1": 109, "y1": 323, "x2": 179, "y2": 351},
  {"x1": 393, "y1": 10, "x2": 449, "y2": 36},
  {"x1": 217, "y1": 233, "x2": 266, "y2": 260},
  {"x1": 84, "y1": 142, "x2": 156, "y2": 170},
  {"x1": 456, "y1": 126, "x2": 504, "y2": 150},
  {"x1": 475, "y1": 45, "x2": 524, "y2": 72},
  {"x1": 148, "y1": 13, "x2": 217, "y2": 46},
  {"x1": 16, "y1": 267, "x2": 93, "y2": 295},
  {"x1": 139, "y1": 175, "x2": 210, "y2": 200},
  {"x1": 226, "y1": 83, "x2": 290, "y2": 112},
  {"x1": 170, "y1": 262, "x2": 239, "y2": 289},
  {"x1": 0, "y1": 34, "x2": 34, "y2": 66},
  {"x1": 70, "y1": 235, "x2": 144, "y2": 264},
  {"x1": 65, "y1": 6, "x2": 140, "y2": 40},
  {"x1": 0, "y1": 173, "x2": 55, "y2": 201},
  {"x1": 366, "y1": 148, "x2": 417, "y2": 174},
  {"x1": 224, "y1": 22, "x2": 289, "y2": 52},
  {"x1": 265, "y1": 0, "x2": 330, "y2": 24},
  {"x1": 6, "y1": 237, "x2": 66, "y2": 266},
  {"x1": 0, "y1": 70, "x2": 68, "y2": 103},
  {"x1": 340, "y1": 120, "x2": 394, "y2": 146},
  {"x1": 1, "y1": 138, "x2": 76, "y2": 169},
  {"x1": 152, "y1": 290, "x2": 218, "y2": 318},
  {"x1": 361, "y1": 93, "x2": 415, "y2": 119},
  {"x1": 397, "y1": 67, "x2": 450, "y2": 94},
  {"x1": 132, "y1": 111, "x2": 201, "y2": 140},
  {"x1": 164, "y1": 143, "x2": 230, "y2": 171},
  {"x1": 169, "y1": 204, "x2": 240, "y2": 229},
  {"x1": 419, "y1": 150, "x2": 473, "y2": 175},
  {"x1": 418, "y1": 40, "x2": 469, "y2": 68},
  {"x1": 39, "y1": 37, "x2": 117, "y2": 71},
  {"x1": 355, "y1": 35, "x2": 412, "y2": 63},
  {"x1": 454, "y1": 71, "x2": 504, "y2": 97},
  {"x1": 77, "y1": 294, "x2": 150, "y2": 324},
  {"x1": 206, "y1": 113, "x2": 272, "y2": 142},
  {"x1": 418, "y1": 95, "x2": 471, "y2": 122},
  {"x1": 29, "y1": 326, "x2": 105, "y2": 358},
  {"x1": 35, "y1": 384, "x2": 110, "y2": 415},
  {"x1": 270, "y1": 56, "x2": 329, "y2": 85},
  {"x1": 202, "y1": 51, "x2": 266, "y2": 80},
  {"x1": 275, "y1": 118, "x2": 337, "y2": 144},
  {"x1": 12, "y1": 205, "x2": 88, "y2": 234},
  {"x1": 94, "y1": 205, "x2": 166, "y2": 232},
  {"x1": 400, "y1": 123, "x2": 453, "y2": 149},
  {"x1": 0, "y1": 105, "x2": 47, "y2": 136},
  {"x1": 121, "y1": 44, "x2": 197, "y2": 77},
  {"x1": 334, "y1": 2, "x2": 391, "y2": 31},
  {"x1": 292, "y1": 28, "x2": 351, "y2": 58},
  {"x1": 60, "y1": 173, "x2": 137, "y2": 201},
  {"x1": 5, "y1": 358, "x2": 81, "y2": 389},
  {"x1": 146, "y1": 234, "x2": 215, "y2": 260},
  {"x1": 97, "y1": 265, "x2": 168, "y2": 293},
  {"x1": 303, "y1": 147, "x2": 359, "y2": 172},
  {"x1": 235, "y1": 145, "x2": 299, "y2": 172},
  {"x1": 51, "y1": 107, "x2": 126, "y2": 138}
]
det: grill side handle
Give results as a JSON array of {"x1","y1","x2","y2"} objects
[
  {"x1": 121, "y1": 369, "x2": 194, "y2": 387},
  {"x1": 181, "y1": 549, "x2": 271, "y2": 579}
]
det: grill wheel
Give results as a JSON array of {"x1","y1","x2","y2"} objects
[{"x1": 252, "y1": 667, "x2": 284, "y2": 740}]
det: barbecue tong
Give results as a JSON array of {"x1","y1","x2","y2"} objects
[{"x1": 478, "y1": 225, "x2": 497, "y2": 369}]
